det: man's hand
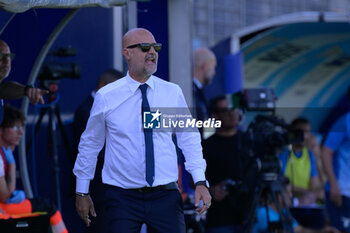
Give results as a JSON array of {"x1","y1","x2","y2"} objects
[
  {"x1": 26, "y1": 87, "x2": 49, "y2": 105},
  {"x1": 194, "y1": 185, "x2": 212, "y2": 214},
  {"x1": 210, "y1": 183, "x2": 229, "y2": 201},
  {"x1": 75, "y1": 195, "x2": 96, "y2": 227},
  {"x1": 330, "y1": 184, "x2": 342, "y2": 207},
  {"x1": 322, "y1": 226, "x2": 341, "y2": 233}
]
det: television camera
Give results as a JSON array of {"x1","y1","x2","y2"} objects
[
  {"x1": 38, "y1": 47, "x2": 80, "y2": 90},
  {"x1": 224, "y1": 88, "x2": 303, "y2": 233},
  {"x1": 29, "y1": 47, "x2": 80, "y2": 211},
  {"x1": 227, "y1": 88, "x2": 303, "y2": 177}
]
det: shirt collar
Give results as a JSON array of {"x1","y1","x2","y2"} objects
[
  {"x1": 193, "y1": 77, "x2": 202, "y2": 89},
  {"x1": 126, "y1": 72, "x2": 155, "y2": 93},
  {"x1": 91, "y1": 91, "x2": 96, "y2": 99}
]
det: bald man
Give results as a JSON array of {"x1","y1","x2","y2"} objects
[
  {"x1": 73, "y1": 28, "x2": 211, "y2": 233},
  {"x1": 193, "y1": 48, "x2": 217, "y2": 130},
  {"x1": 0, "y1": 40, "x2": 48, "y2": 124}
]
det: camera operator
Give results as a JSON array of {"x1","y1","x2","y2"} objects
[
  {"x1": 0, "y1": 40, "x2": 48, "y2": 124},
  {"x1": 203, "y1": 95, "x2": 255, "y2": 233}
]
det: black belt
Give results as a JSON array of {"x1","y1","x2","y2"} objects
[{"x1": 133, "y1": 182, "x2": 178, "y2": 193}]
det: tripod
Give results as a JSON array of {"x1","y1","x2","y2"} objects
[
  {"x1": 243, "y1": 173, "x2": 295, "y2": 233},
  {"x1": 27, "y1": 80, "x2": 72, "y2": 211}
]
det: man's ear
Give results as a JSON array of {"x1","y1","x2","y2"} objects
[{"x1": 122, "y1": 48, "x2": 130, "y2": 60}]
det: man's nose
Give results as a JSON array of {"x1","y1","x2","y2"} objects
[
  {"x1": 17, "y1": 127, "x2": 24, "y2": 135},
  {"x1": 148, "y1": 45, "x2": 157, "y2": 54}
]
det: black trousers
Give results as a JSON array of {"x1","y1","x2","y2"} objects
[{"x1": 105, "y1": 185, "x2": 186, "y2": 233}]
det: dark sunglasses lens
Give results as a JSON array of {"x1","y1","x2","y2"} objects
[
  {"x1": 140, "y1": 44, "x2": 151, "y2": 52},
  {"x1": 154, "y1": 44, "x2": 162, "y2": 52},
  {"x1": 0, "y1": 53, "x2": 15, "y2": 61}
]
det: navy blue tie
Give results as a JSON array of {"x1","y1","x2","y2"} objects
[{"x1": 139, "y1": 84, "x2": 155, "y2": 186}]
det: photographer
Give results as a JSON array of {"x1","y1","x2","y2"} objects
[
  {"x1": 203, "y1": 95, "x2": 255, "y2": 233},
  {"x1": 279, "y1": 117, "x2": 323, "y2": 205},
  {"x1": 0, "y1": 40, "x2": 48, "y2": 123}
]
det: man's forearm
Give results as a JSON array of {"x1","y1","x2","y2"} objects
[
  {"x1": 0, "y1": 81, "x2": 25, "y2": 99},
  {"x1": 321, "y1": 146, "x2": 338, "y2": 187},
  {"x1": 310, "y1": 176, "x2": 322, "y2": 192},
  {"x1": 6, "y1": 164, "x2": 16, "y2": 193}
]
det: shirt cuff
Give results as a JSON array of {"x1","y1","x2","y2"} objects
[
  {"x1": 191, "y1": 169, "x2": 206, "y2": 184},
  {"x1": 76, "y1": 178, "x2": 90, "y2": 193}
]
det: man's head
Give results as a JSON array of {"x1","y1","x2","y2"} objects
[
  {"x1": 122, "y1": 28, "x2": 160, "y2": 82},
  {"x1": 0, "y1": 40, "x2": 12, "y2": 82},
  {"x1": 0, "y1": 105, "x2": 25, "y2": 147},
  {"x1": 291, "y1": 117, "x2": 311, "y2": 145},
  {"x1": 210, "y1": 95, "x2": 240, "y2": 130},
  {"x1": 193, "y1": 48, "x2": 217, "y2": 86},
  {"x1": 96, "y1": 68, "x2": 124, "y2": 91}
]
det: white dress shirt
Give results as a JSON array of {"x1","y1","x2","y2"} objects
[{"x1": 73, "y1": 73, "x2": 206, "y2": 193}]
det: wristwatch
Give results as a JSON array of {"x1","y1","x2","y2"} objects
[
  {"x1": 195, "y1": 180, "x2": 210, "y2": 189},
  {"x1": 76, "y1": 192, "x2": 89, "y2": 197},
  {"x1": 23, "y1": 85, "x2": 34, "y2": 96}
]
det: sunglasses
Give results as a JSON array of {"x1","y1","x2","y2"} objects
[
  {"x1": 127, "y1": 43, "x2": 162, "y2": 53},
  {"x1": 0, "y1": 52, "x2": 15, "y2": 61}
]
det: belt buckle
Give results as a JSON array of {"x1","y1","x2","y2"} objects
[
  {"x1": 137, "y1": 187, "x2": 149, "y2": 193},
  {"x1": 137, "y1": 187, "x2": 145, "y2": 193}
]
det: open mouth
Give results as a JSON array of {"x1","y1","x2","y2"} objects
[
  {"x1": 145, "y1": 55, "x2": 156, "y2": 65},
  {"x1": 0, "y1": 66, "x2": 9, "y2": 71}
]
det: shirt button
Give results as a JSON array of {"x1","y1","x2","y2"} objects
[{"x1": 142, "y1": 144, "x2": 145, "y2": 146}]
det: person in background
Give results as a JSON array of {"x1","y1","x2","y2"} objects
[
  {"x1": 192, "y1": 48, "x2": 217, "y2": 130},
  {"x1": 203, "y1": 95, "x2": 254, "y2": 233},
  {"x1": 321, "y1": 86, "x2": 350, "y2": 233},
  {"x1": 291, "y1": 117, "x2": 325, "y2": 201},
  {"x1": 72, "y1": 68, "x2": 123, "y2": 233},
  {"x1": 0, "y1": 104, "x2": 68, "y2": 233},
  {"x1": 279, "y1": 117, "x2": 323, "y2": 205},
  {"x1": 0, "y1": 40, "x2": 48, "y2": 124},
  {"x1": 72, "y1": 68, "x2": 124, "y2": 159},
  {"x1": 178, "y1": 47, "x2": 217, "y2": 215}
]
